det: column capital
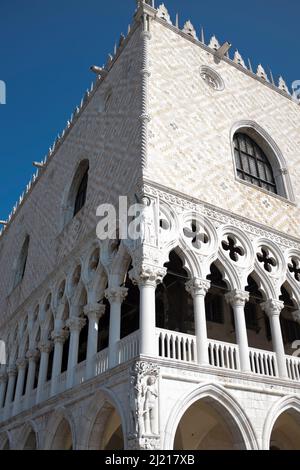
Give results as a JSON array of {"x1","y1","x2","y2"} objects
[
  {"x1": 130, "y1": 265, "x2": 167, "y2": 288},
  {"x1": 225, "y1": 289, "x2": 249, "y2": 307},
  {"x1": 7, "y1": 366, "x2": 17, "y2": 377},
  {"x1": 16, "y1": 357, "x2": 28, "y2": 370},
  {"x1": 51, "y1": 329, "x2": 69, "y2": 344},
  {"x1": 66, "y1": 317, "x2": 86, "y2": 332},
  {"x1": 26, "y1": 349, "x2": 40, "y2": 362},
  {"x1": 105, "y1": 287, "x2": 128, "y2": 303},
  {"x1": 186, "y1": 278, "x2": 211, "y2": 297},
  {"x1": 83, "y1": 303, "x2": 106, "y2": 320},
  {"x1": 261, "y1": 299, "x2": 284, "y2": 317},
  {"x1": 38, "y1": 340, "x2": 53, "y2": 354}
]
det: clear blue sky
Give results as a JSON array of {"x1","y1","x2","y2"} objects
[{"x1": 0, "y1": 0, "x2": 299, "y2": 220}]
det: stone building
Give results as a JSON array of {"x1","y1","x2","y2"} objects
[{"x1": 0, "y1": 1, "x2": 300, "y2": 450}]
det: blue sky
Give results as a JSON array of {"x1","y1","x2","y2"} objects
[{"x1": 0, "y1": 0, "x2": 299, "y2": 220}]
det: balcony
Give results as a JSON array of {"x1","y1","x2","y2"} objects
[{"x1": 1, "y1": 328, "x2": 300, "y2": 424}]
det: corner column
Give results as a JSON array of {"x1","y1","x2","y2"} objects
[
  {"x1": 36, "y1": 341, "x2": 53, "y2": 403},
  {"x1": 105, "y1": 287, "x2": 128, "y2": 368},
  {"x1": 262, "y1": 299, "x2": 288, "y2": 379},
  {"x1": 66, "y1": 316, "x2": 86, "y2": 389},
  {"x1": 50, "y1": 329, "x2": 69, "y2": 396},
  {"x1": 186, "y1": 278, "x2": 211, "y2": 366},
  {"x1": 25, "y1": 349, "x2": 40, "y2": 398},
  {"x1": 13, "y1": 358, "x2": 28, "y2": 414},
  {"x1": 226, "y1": 290, "x2": 251, "y2": 372},
  {"x1": 84, "y1": 303, "x2": 106, "y2": 380}
]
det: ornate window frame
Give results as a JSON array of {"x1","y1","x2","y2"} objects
[{"x1": 230, "y1": 120, "x2": 295, "y2": 203}]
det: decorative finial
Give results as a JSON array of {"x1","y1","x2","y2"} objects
[
  {"x1": 201, "y1": 27, "x2": 205, "y2": 44},
  {"x1": 183, "y1": 20, "x2": 197, "y2": 39},
  {"x1": 208, "y1": 35, "x2": 220, "y2": 51},
  {"x1": 157, "y1": 4, "x2": 171, "y2": 24},
  {"x1": 256, "y1": 64, "x2": 269, "y2": 82},
  {"x1": 278, "y1": 76, "x2": 290, "y2": 94},
  {"x1": 233, "y1": 50, "x2": 246, "y2": 68}
]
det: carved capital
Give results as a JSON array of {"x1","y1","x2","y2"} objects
[
  {"x1": 66, "y1": 317, "x2": 86, "y2": 332},
  {"x1": 186, "y1": 278, "x2": 210, "y2": 297},
  {"x1": 51, "y1": 329, "x2": 69, "y2": 344},
  {"x1": 7, "y1": 366, "x2": 17, "y2": 377},
  {"x1": 26, "y1": 349, "x2": 40, "y2": 362},
  {"x1": 130, "y1": 266, "x2": 167, "y2": 288},
  {"x1": 16, "y1": 357, "x2": 27, "y2": 370},
  {"x1": 38, "y1": 341, "x2": 53, "y2": 354},
  {"x1": 83, "y1": 303, "x2": 106, "y2": 321},
  {"x1": 261, "y1": 299, "x2": 284, "y2": 318},
  {"x1": 105, "y1": 287, "x2": 128, "y2": 304},
  {"x1": 225, "y1": 289, "x2": 249, "y2": 308}
]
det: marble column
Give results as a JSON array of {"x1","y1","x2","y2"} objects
[
  {"x1": 84, "y1": 303, "x2": 106, "y2": 379},
  {"x1": 36, "y1": 341, "x2": 53, "y2": 404},
  {"x1": 105, "y1": 287, "x2": 128, "y2": 368},
  {"x1": 66, "y1": 316, "x2": 86, "y2": 389},
  {"x1": 262, "y1": 299, "x2": 288, "y2": 378},
  {"x1": 13, "y1": 358, "x2": 28, "y2": 414},
  {"x1": 226, "y1": 290, "x2": 251, "y2": 372},
  {"x1": 50, "y1": 329, "x2": 69, "y2": 396},
  {"x1": 186, "y1": 278, "x2": 211, "y2": 365}
]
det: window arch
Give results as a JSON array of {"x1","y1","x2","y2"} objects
[
  {"x1": 62, "y1": 160, "x2": 89, "y2": 227},
  {"x1": 231, "y1": 121, "x2": 294, "y2": 201},
  {"x1": 234, "y1": 133, "x2": 277, "y2": 194},
  {"x1": 14, "y1": 235, "x2": 30, "y2": 288}
]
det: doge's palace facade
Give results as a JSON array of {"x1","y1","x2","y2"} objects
[{"x1": 0, "y1": 1, "x2": 300, "y2": 450}]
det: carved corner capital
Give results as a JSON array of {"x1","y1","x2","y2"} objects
[
  {"x1": 225, "y1": 289, "x2": 249, "y2": 307},
  {"x1": 83, "y1": 303, "x2": 106, "y2": 320},
  {"x1": 38, "y1": 341, "x2": 53, "y2": 354},
  {"x1": 66, "y1": 317, "x2": 86, "y2": 332},
  {"x1": 26, "y1": 349, "x2": 40, "y2": 362},
  {"x1": 261, "y1": 299, "x2": 284, "y2": 317},
  {"x1": 16, "y1": 357, "x2": 28, "y2": 370},
  {"x1": 130, "y1": 265, "x2": 167, "y2": 288},
  {"x1": 127, "y1": 436, "x2": 161, "y2": 450},
  {"x1": 105, "y1": 287, "x2": 128, "y2": 303},
  {"x1": 186, "y1": 278, "x2": 210, "y2": 297},
  {"x1": 51, "y1": 329, "x2": 69, "y2": 344}
]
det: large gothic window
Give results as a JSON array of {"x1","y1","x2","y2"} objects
[
  {"x1": 234, "y1": 132, "x2": 277, "y2": 194},
  {"x1": 14, "y1": 235, "x2": 30, "y2": 288},
  {"x1": 73, "y1": 167, "x2": 89, "y2": 216}
]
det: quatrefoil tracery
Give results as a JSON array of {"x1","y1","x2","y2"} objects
[
  {"x1": 221, "y1": 235, "x2": 245, "y2": 262},
  {"x1": 257, "y1": 247, "x2": 277, "y2": 273},
  {"x1": 183, "y1": 220, "x2": 209, "y2": 250},
  {"x1": 288, "y1": 258, "x2": 300, "y2": 282}
]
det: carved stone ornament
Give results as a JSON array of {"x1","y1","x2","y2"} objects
[{"x1": 129, "y1": 361, "x2": 160, "y2": 444}]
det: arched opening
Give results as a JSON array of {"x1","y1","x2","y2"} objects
[
  {"x1": 121, "y1": 265, "x2": 140, "y2": 339},
  {"x1": 23, "y1": 429, "x2": 37, "y2": 450},
  {"x1": 156, "y1": 250, "x2": 193, "y2": 333},
  {"x1": 62, "y1": 159, "x2": 89, "y2": 227},
  {"x1": 78, "y1": 317, "x2": 89, "y2": 363},
  {"x1": 86, "y1": 400, "x2": 124, "y2": 450},
  {"x1": 14, "y1": 235, "x2": 30, "y2": 288},
  {"x1": 244, "y1": 274, "x2": 271, "y2": 351},
  {"x1": 174, "y1": 397, "x2": 246, "y2": 450},
  {"x1": 279, "y1": 284, "x2": 300, "y2": 356},
  {"x1": 231, "y1": 123, "x2": 293, "y2": 200},
  {"x1": 98, "y1": 293, "x2": 110, "y2": 352},
  {"x1": 270, "y1": 409, "x2": 300, "y2": 450},
  {"x1": 102, "y1": 409, "x2": 124, "y2": 450},
  {"x1": 205, "y1": 263, "x2": 232, "y2": 343},
  {"x1": 51, "y1": 418, "x2": 73, "y2": 450}
]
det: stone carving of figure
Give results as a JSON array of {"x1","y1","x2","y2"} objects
[
  {"x1": 143, "y1": 376, "x2": 159, "y2": 435},
  {"x1": 139, "y1": 197, "x2": 157, "y2": 246}
]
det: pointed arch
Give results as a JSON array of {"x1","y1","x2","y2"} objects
[
  {"x1": 44, "y1": 408, "x2": 76, "y2": 450},
  {"x1": 262, "y1": 395, "x2": 300, "y2": 449},
  {"x1": 230, "y1": 120, "x2": 294, "y2": 201},
  {"x1": 61, "y1": 159, "x2": 90, "y2": 228},
  {"x1": 164, "y1": 382, "x2": 258, "y2": 450}
]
